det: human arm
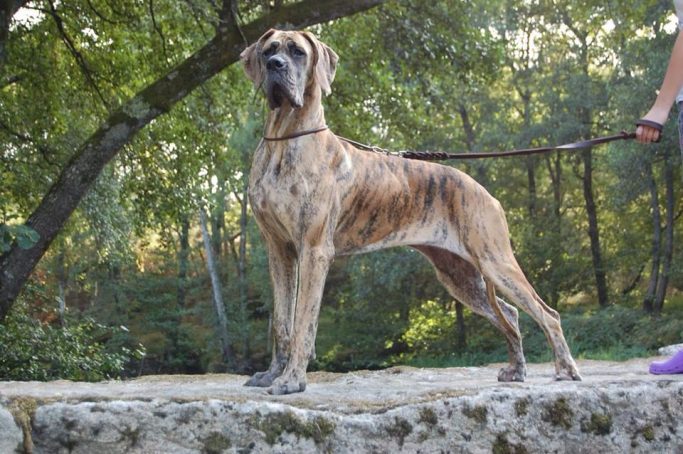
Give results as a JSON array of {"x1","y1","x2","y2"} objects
[{"x1": 636, "y1": 31, "x2": 683, "y2": 143}]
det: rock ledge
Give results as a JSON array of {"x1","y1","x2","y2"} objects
[{"x1": 1, "y1": 358, "x2": 682, "y2": 453}]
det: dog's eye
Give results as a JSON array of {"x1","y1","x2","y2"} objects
[
  {"x1": 263, "y1": 42, "x2": 279, "y2": 58},
  {"x1": 290, "y1": 46, "x2": 306, "y2": 57}
]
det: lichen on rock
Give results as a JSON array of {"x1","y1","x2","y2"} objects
[{"x1": 1, "y1": 360, "x2": 682, "y2": 453}]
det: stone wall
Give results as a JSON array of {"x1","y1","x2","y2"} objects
[{"x1": 1, "y1": 358, "x2": 682, "y2": 453}]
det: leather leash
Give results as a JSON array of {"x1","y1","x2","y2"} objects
[
  {"x1": 262, "y1": 127, "x2": 637, "y2": 161},
  {"x1": 336, "y1": 131, "x2": 637, "y2": 161}
]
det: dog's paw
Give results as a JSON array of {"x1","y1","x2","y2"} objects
[
  {"x1": 554, "y1": 367, "x2": 582, "y2": 381},
  {"x1": 267, "y1": 376, "x2": 307, "y2": 395},
  {"x1": 244, "y1": 370, "x2": 277, "y2": 388},
  {"x1": 498, "y1": 364, "x2": 526, "y2": 382}
]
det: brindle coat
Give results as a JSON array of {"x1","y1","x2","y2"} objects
[{"x1": 241, "y1": 29, "x2": 581, "y2": 395}]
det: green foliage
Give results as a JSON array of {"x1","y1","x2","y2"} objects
[
  {"x1": 401, "y1": 300, "x2": 457, "y2": 354},
  {"x1": 0, "y1": 302, "x2": 144, "y2": 381},
  {"x1": 382, "y1": 302, "x2": 683, "y2": 370},
  {"x1": 0, "y1": 223, "x2": 39, "y2": 253},
  {"x1": 1, "y1": 0, "x2": 682, "y2": 379}
]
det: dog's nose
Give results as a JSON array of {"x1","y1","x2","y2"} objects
[{"x1": 266, "y1": 55, "x2": 287, "y2": 71}]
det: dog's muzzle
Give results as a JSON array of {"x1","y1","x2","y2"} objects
[
  {"x1": 265, "y1": 56, "x2": 302, "y2": 109},
  {"x1": 266, "y1": 55, "x2": 287, "y2": 72}
]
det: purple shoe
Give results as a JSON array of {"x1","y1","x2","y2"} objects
[{"x1": 650, "y1": 350, "x2": 683, "y2": 374}]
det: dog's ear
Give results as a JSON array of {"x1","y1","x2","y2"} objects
[
  {"x1": 303, "y1": 32, "x2": 339, "y2": 96},
  {"x1": 241, "y1": 29, "x2": 277, "y2": 87}
]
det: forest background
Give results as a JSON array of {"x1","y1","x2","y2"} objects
[{"x1": 1, "y1": 0, "x2": 682, "y2": 381}]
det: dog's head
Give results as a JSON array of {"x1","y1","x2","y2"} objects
[{"x1": 241, "y1": 29, "x2": 338, "y2": 110}]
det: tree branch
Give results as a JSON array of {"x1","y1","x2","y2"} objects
[
  {"x1": 46, "y1": 0, "x2": 110, "y2": 109},
  {"x1": 0, "y1": 0, "x2": 29, "y2": 69},
  {"x1": 0, "y1": 0, "x2": 389, "y2": 321},
  {"x1": 218, "y1": 0, "x2": 246, "y2": 44},
  {"x1": 182, "y1": 0, "x2": 211, "y2": 40},
  {"x1": 85, "y1": 0, "x2": 119, "y2": 25},
  {"x1": 148, "y1": 0, "x2": 169, "y2": 60},
  {"x1": 0, "y1": 118, "x2": 58, "y2": 166}
]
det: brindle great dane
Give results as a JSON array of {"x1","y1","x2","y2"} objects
[{"x1": 241, "y1": 29, "x2": 581, "y2": 395}]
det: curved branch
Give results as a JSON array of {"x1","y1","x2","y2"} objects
[
  {"x1": 218, "y1": 0, "x2": 246, "y2": 44},
  {"x1": 46, "y1": 0, "x2": 110, "y2": 109},
  {"x1": 148, "y1": 0, "x2": 169, "y2": 60},
  {"x1": 85, "y1": 0, "x2": 119, "y2": 25},
  {"x1": 0, "y1": 0, "x2": 389, "y2": 321},
  {"x1": 0, "y1": 0, "x2": 29, "y2": 69},
  {"x1": 0, "y1": 118, "x2": 58, "y2": 166}
]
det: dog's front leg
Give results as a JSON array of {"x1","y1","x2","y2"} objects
[
  {"x1": 268, "y1": 243, "x2": 332, "y2": 395},
  {"x1": 245, "y1": 237, "x2": 298, "y2": 387}
]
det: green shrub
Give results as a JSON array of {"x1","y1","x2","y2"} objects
[{"x1": 0, "y1": 303, "x2": 144, "y2": 381}]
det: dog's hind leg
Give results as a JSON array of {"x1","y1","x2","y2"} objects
[
  {"x1": 414, "y1": 246, "x2": 527, "y2": 382},
  {"x1": 479, "y1": 254, "x2": 581, "y2": 381},
  {"x1": 483, "y1": 276, "x2": 527, "y2": 381},
  {"x1": 245, "y1": 237, "x2": 298, "y2": 387}
]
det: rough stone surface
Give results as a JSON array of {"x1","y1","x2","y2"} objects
[
  {"x1": 658, "y1": 343, "x2": 683, "y2": 356},
  {"x1": 0, "y1": 405, "x2": 22, "y2": 453},
  {"x1": 1, "y1": 358, "x2": 683, "y2": 453}
]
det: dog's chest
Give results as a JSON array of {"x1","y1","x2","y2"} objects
[{"x1": 249, "y1": 144, "x2": 313, "y2": 230}]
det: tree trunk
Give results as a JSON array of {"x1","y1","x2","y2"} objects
[
  {"x1": 526, "y1": 156, "x2": 537, "y2": 219},
  {"x1": 109, "y1": 264, "x2": 125, "y2": 324},
  {"x1": 520, "y1": 90, "x2": 536, "y2": 220},
  {"x1": 56, "y1": 249, "x2": 67, "y2": 327},
  {"x1": 211, "y1": 179, "x2": 226, "y2": 258},
  {"x1": 622, "y1": 264, "x2": 645, "y2": 296},
  {"x1": 170, "y1": 215, "x2": 190, "y2": 372},
  {"x1": 455, "y1": 300, "x2": 466, "y2": 349},
  {"x1": 457, "y1": 103, "x2": 486, "y2": 184},
  {"x1": 643, "y1": 161, "x2": 661, "y2": 313},
  {"x1": 458, "y1": 104, "x2": 476, "y2": 151},
  {"x1": 199, "y1": 208, "x2": 233, "y2": 366},
  {"x1": 177, "y1": 216, "x2": 190, "y2": 309},
  {"x1": 0, "y1": 0, "x2": 28, "y2": 67},
  {"x1": 237, "y1": 182, "x2": 250, "y2": 361},
  {"x1": 545, "y1": 154, "x2": 562, "y2": 221},
  {"x1": 581, "y1": 148, "x2": 609, "y2": 307},
  {"x1": 0, "y1": 0, "x2": 387, "y2": 322},
  {"x1": 545, "y1": 154, "x2": 563, "y2": 306},
  {"x1": 654, "y1": 153, "x2": 675, "y2": 313}
]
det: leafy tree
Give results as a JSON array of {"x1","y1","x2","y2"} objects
[
  {"x1": 0, "y1": 0, "x2": 388, "y2": 321},
  {"x1": 0, "y1": 0, "x2": 681, "y2": 380}
]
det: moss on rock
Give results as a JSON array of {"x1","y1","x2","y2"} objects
[
  {"x1": 418, "y1": 407, "x2": 438, "y2": 428},
  {"x1": 492, "y1": 434, "x2": 529, "y2": 454},
  {"x1": 542, "y1": 398, "x2": 573, "y2": 429},
  {"x1": 252, "y1": 411, "x2": 336, "y2": 446},
  {"x1": 202, "y1": 431, "x2": 231, "y2": 454},
  {"x1": 514, "y1": 398, "x2": 530, "y2": 417},
  {"x1": 385, "y1": 416, "x2": 413, "y2": 447},
  {"x1": 8, "y1": 397, "x2": 38, "y2": 454},
  {"x1": 463, "y1": 404, "x2": 488, "y2": 424},
  {"x1": 581, "y1": 413, "x2": 612, "y2": 435},
  {"x1": 641, "y1": 425, "x2": 655, "y2": 442}
]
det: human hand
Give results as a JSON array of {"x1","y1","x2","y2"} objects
[
  {"x1": 636, "y1": 108, "x2": 669, "y2": 144},
  {"x1": 636, "y1": 121, "x2": 663, "y2": 144}
]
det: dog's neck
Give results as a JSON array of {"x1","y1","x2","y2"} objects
[{"x1": 264, "y1": 87, "x2": 326, "y2": 140}]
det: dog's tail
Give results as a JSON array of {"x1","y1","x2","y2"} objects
[{"x1": 484, "y1": 278, "x2": 518, "y2": 337}]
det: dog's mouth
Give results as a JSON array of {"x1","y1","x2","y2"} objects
[{"x1": 266, "y1": 80, "x2": 302, "y2": 110}]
